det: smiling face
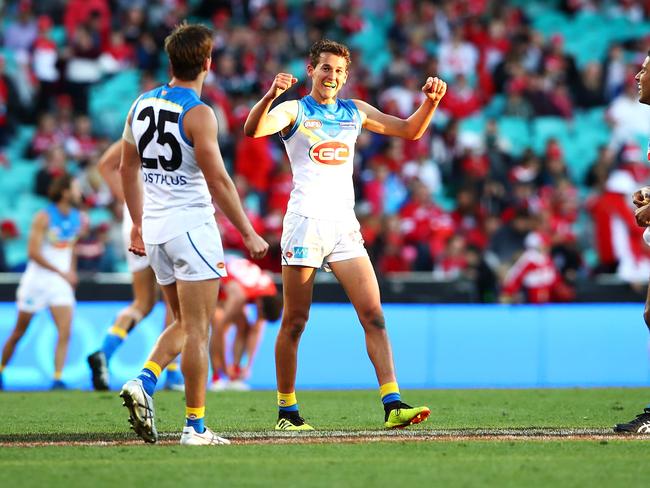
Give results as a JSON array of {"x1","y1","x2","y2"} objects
[
  {"x1": 307, "y1": 52, "x2": 348, "y2": 104},
  {"x1": 635, "y1": 55, "x2": 650, "y2": 105}
]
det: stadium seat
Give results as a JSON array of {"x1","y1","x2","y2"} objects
[{"x1": 496, "y1": 116, "x2": 531, "y2": 156}]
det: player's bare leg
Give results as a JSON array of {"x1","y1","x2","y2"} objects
[
  {"x1": 331, "y1": 256, "x2": 430, "y2": 429},
  {"x1": 176, "y1": 279, "x2": 219, "y2": 410},
  {"x1": 330, "y1": 257, "x2": 396, "y2": 384},
  {"x1": 274, "y1": 265, "x2": 316, "y2": 430},
  {"x1": 0, "y1": 311, "x2": 34, "y2": 389},
  {"x1": 49, "y1": 305, "x2": 72, "y2": 389},
  {"x1": 208, "y1": 307, "x2": 229, "y2": 390},
  {"x1": 88, "y1": 267, "x2": 158, "y2": 390},
  {"x1": 120, "y1": 282, "x2": 182, "y2": 443}
]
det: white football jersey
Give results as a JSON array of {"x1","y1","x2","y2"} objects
[
  {"x1": 130, "y1": 85, "x2": 214, "y2": 244},
  {"x1": 281, "y1": 95, "x2": 361, "y2": 221}
]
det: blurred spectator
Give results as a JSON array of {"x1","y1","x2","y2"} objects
[
  {"x1": 64, "y1": 115, "x2": 98, "y2": 164},
  {"x1": 31, "y1": 15, "x2": 60, "y2": 117},
  {"x1": 489, "y1": 206, "x2": 534, "y2": 270},
  {"x1": 4, "y1": 1, "x2": 37, "y2": 57},
  {"x1": 0, "y1": 55, "x2": 23, "y2": 148},
  {"x1": 433, "y1": 235, "x2": 470, "y2": 280},
  {"x1": 606, "y1": 77, "x2": 650, "y2": 145},
  {"x1": 438, "y1": 25, "x2": 479, "y2": 78},
  {"x1": 573, "y1": 61, "x2": 606, "y2": 109},
  {"x1": 588, "y1": 169, "x2": 650, "y2": 281},
  {"x1": 63, "y1": 25, "x2": 102, "y2": 114},
  {"x1": 0, "y1": 219, "x2": 20, "y2": 272},
  {"x1": 35, "y1": 146, "x2": 68, "y2": 197},
  {"x1": 500, "y1": 231, "x2": 574, "y2": 303},
  {"x1": 27, "y1": 112, "x2": 63, "y2": 159},
  {"x1": 585, "y1": 145, "x2": 617, "y2": 190}
]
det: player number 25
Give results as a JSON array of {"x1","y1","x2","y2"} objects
[{"x1": 136, "y1": 107, "x2": 182, "y2": 171}]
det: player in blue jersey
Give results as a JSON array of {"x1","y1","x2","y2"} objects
[
  {"x1": 0, "y1": 174, "x2": 84, "y2": 390},
  {"x1": 119, "y1": 23, "x2": 268, "y2": 445},
  {"x1": 244, "y1": 39, "x2": 447, "y2": 430},
  {"x1": 614, "y1": 50, "x2": 650, "y2": 434},
  {"x1": 86, "y1": 140, "x2": 183, "y2": 392}
]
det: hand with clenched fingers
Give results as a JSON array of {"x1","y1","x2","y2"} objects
[
  {"x1": 422, "y1": 76, "x2": 447, "y2": 103},
  {"x1": 266, "y1": 73, "x2": 298, "y2": 100}
]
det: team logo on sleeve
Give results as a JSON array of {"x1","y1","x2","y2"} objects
[{"x1": 309, "y1": 141, "x2": 350, "y2": 165}]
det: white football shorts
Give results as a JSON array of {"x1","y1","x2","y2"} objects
[
  {"x1": 145, "y1": 219, "x2": 227, "y2": 285},
  {"x1": 280, "y1": 212, "x2": 367, "y2": 271},
  {"x1": 16, "y1": 272, "x2": 75, "y2": 313}
]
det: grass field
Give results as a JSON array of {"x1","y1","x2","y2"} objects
[{"x1": 1, "y1": 388, "x2": 650, "y2": 487}]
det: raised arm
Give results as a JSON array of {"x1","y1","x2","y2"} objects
[
  {"x1": 98, "y1": 140, "x2": 124, "y2": 202},
  {"x1": 185, "y1": 105, "x2": 268, "y2": 259},
  {"x1": 353, "y1": 76, "x2": 447, "y2": 140},
  {"x1": 244, "y1": 73, "x2": 298, "y2": 137}
]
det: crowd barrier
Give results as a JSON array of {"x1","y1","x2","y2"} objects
[{"x1": 0, "y1": 302, "x2": 648, "y2": 390}]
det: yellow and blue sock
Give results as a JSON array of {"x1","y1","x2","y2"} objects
[
  {"x1": 137, "y1": 360, "x2": 161, "y2": 396},
  {"x1": 278, "y1": 391, "x2": 299, "y2": 414},
  {"x1": 380, "y1": 382, "x2": 401, "y2": 408},
  {"x1": 166, "y1": 361, "x2": 183, "y2": 383},
  {"x1": 101, "y1": 327, "x2": 127, "y2": 361},
  {"x1": 186, "y1": 406, "x2": 205, "y2": 434}
]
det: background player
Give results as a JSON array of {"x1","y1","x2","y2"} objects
[
  {"x1": 614, "y1": 49, "x2": 650, "y2": 434},
  {"x1": 0, "y1": 175, "x2": 83, "y2": 390},
  {"x1": 244, "y1": 39, "x2": 446, "y2": 430},
  {"x1": 119, "y1": 23, "x2": 268, "y2": 446},
  {"x1": 209, "y1": 255, "x2": 282, "y2": 391},
  {"x1": 87, "y1": 140, "x2": 183, "y2": 392}
]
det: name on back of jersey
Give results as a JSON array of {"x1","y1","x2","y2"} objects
[{"x1": 143, "y1": 171, "x2": 188, "y2": 186}]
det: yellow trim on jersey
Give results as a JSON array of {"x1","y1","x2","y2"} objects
[
  {"x1": 137, "y1": 97, "x2": 183, "y2": 112},
  {"x1": 297, "y1": 125, "x2": 322, "y2": 144}
]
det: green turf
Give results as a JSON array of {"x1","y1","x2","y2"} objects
[
  {"x1": 0, "y1": 388, "x2": 649, "y2": 434},
  {"x1": 0, "y1": 441, "x2": 648, "y2": 488},
  {"x1": 1, "y1": 388, "x2": 649, "y2": 487}
]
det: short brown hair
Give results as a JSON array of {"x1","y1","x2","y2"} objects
[
  {"x1": 309, "y1": 39, "x2": 351, "y2": 71},
  {"x1": 48, "y1": 174, "x2": 74, "y2": 203},
  {"x1": 164, "y1": 23, "x2": 213, "y2": 81}
]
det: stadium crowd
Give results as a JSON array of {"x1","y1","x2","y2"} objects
[{"x1": 2, "y1": 0, "x2": 650, "y2": 303}]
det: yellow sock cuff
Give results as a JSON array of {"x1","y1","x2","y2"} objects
[
  {"x1": 167, "y1": 362, "x2": 179, "y2": 372},
  {"x1": 186, "y1": 406, "x2": 205, "y2": 419},
  {"x1": 53, "y1": 371, "x2": 62, "y2": 380},
  {"x1": 277, "y1": 391, "x2": 297, "y2": 407},
  {"x1": 108, "y1": 326, "x2": 128, "y2": 339},
  {"x1": 379, "y1": 382, "x2": 400, "y2": 398},
  {"x1": 143, "y1": 360, "x2": 162, "y2": 378}
]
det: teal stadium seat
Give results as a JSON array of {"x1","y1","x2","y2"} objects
[{"x1": 497, "y1": 116, "x2": 531, "y2": 156}]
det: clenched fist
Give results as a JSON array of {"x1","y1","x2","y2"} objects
[
  {"x1": 422, "y1": 76, "x2": 447, "y2": 103},
  {"x1": 266, "y1": 73, "x2": 298, "y2": 100}
]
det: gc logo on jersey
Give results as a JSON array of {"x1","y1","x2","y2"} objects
[{"x1": 309, "y1": 141, "x2": 350, "y2": 165}]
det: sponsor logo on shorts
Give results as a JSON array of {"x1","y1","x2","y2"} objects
[
  {"x1": 304, "y1": 119, "x2": 322, "y2": 129},
  {"x1": 293, "y1": 246, "x2": 309, "y2": 259},
  {"x1": 309, "y1": 141, "x2": 350, "y2": 165},
  {"x1": 217, "y1": 262, "x2": 225, "y2": 269},
  {"x1": 285, "y1": 251, "x2": 294, "y2": 258}
]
